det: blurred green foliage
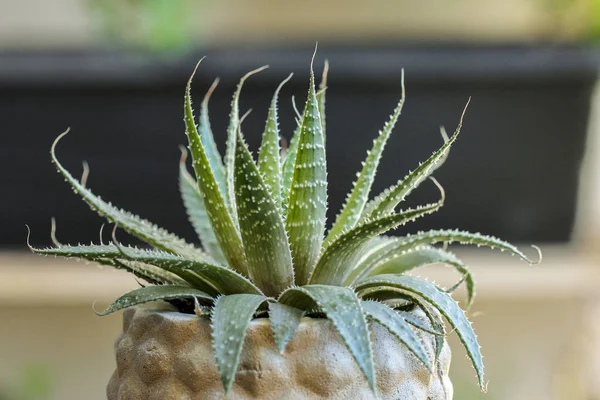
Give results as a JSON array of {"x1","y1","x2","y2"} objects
[
  {"x1": 0, "y1": 364, "x2": 53, "y2": 400},
  {"x1": 89, "y1": 0, "x2": 195, "y2": 51},
  {"x1": 543, "y1": 0, "x2": 600, "y2": 40}
]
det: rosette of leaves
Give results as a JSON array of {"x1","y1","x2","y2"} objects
[{"x1": 29, "y1": 53, "x2": 540, "y2": 396}]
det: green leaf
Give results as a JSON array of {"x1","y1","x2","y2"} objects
[
  {"x1": 268, "y1": 302, "x2": 304, "y2": 353},
  {"x1": 111, "y1": 259, "x2": 179, "y2": 286},
  {"x1": 234, "y1": 130, "x2": 294, "y2": 296},
  {"x1": 50, "y1": 130, "x2": 209, "y2": 261},
  {"x1": 184, "y1": 64, "x2": 249, "y2": 277},
  {"x1": 356, "y1": 275, "x2": 484, "y2": 389},
  {"x1": 411, "y1": 300, "x2": 447, "y2": 364},
  {"x1": 278, "y1": 285, "x2": 376, "y2": 393},
  {"x1": 384, "y1": 229, "x2": 541, "y2": 265},
  {"x1": 199, "y1": 78, "x2": 227, "y2": 198},
  {"x1": 309, "y1": 196, "x2": 444, "y2": 286},
  {"x1": 396, "y1": 310, "x2": 444, "y2": 336},
  {"x1": 360, "y1": 101, "x2": 469, "y2": 222},
  {"x1": 224, "y1": 65, "x2": 269, "y2": 224},
  {"x1": 211, "y1": 294, "x2": 267, "y2": 394},
  {"x1": 325, "y1": 71, "x2": 405, "y2": 248},
  {"x1": 280, "y1": 119, "x2": 300, "y2": 212},
  {"x1": 258, "y1": 73, "x2": 293, "y2": 211},
  {"x1": 179, "y1": 149, "x2": 226, "y2": 265},
  {"x1": 29, "y1": 239, "x2": 251, "y2": 297},
  {"x1": 347, "y1": 243, "x2": 475, "y2": 307},
  {"x1": 285, "y1": 59, "x2": 328, "y2": 285},
  {"x1": 317, "y1": 59, "x2": 329, "y2": 138},
  {"x1": 361, "y1": 300, "x2": 432, "y2": 372},
  {"x1": 382, "y1": 293, "x2": 448, "y2": 364},
  {"x1": 345, "y1": 237, "x2": 401, "y2": 284},
  {"x1": 115, "y1": 246, "x2": 263, "y2": 296},
  {"x1": 417, "y1": 302, "x2": 447, "y2": 364},
  {"x1": 29, "y1": 242, "x2": 187, "y2": 286},
  {"x1": 30, "y1": 242, "x2": 120, "y2": 258},
  {"x1": 96, "y1": 285, "x2": 212, "y2": 316},
  {"x1": 359, "y1": 286, "x2": 447, "y2": 364}
]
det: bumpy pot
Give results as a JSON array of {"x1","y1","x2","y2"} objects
[{"x1": 107, "y1": 306, "x2": 452, "y2": 400}]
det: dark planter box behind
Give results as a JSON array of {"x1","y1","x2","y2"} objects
[{"x1": 1, "y1": 45, "x2": 596, "y2": 247}]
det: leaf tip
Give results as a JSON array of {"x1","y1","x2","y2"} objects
[
  {"x1": 98, "y1": 223, "x2": 106, "y2": 245},
  {"x1": 110, "y1": 224, "x2": 128, "y2": 257},
  {"x1": 429, "y1": 176, "x2": 446, "y2": 205},
  {"x1": 241, "y1": 65, "x2": 269, "y2": 85},
  {"x1": 50, "y1": 128, "x2": 71, "y2": 161},
  {"x1": 236, "y1": 109, "x2": 253, "y2": 140},
  {"x1": 291, "y1": 96, "x2": 301, "y2": 120},
  {"x1": 400, "y1": 68, "x2": 405, "y2": 99},
  {"x1": 273, "y1": 73, "x2": 294, "y2": 104},
  {"x1": 311, "y1": 42, "x2": 319, "y2": 73},
  {"x1": 92, "y1": 299, "x2": 108, "y2": 316},
  {"x1": 50, "y1": 217, "x2": 63, "y2": 247},
  {"x1": 178, "y1": 145, "x2": 188, "y2": 165},
  {"x1": 80, "y1": 161, "x2": 90, "y2": 187},
  {"x1": 187, "y1": 57, "x2": 206, "y2": 87},
  {"x1": 530, "y1": 245, "x2": 543, "y2": 265},
  {"x1": 202, "y1": 76, "x2": 220, "y2": 106},
  {"x1": 439, "y1": 126, "x2": 450, "y2": 143},
  {"x1": 460, "y1": 97, "x2": 471, "y2": 125},
  {"x1": 25, "y1": 224, "x2": 33, "y2": 250}
]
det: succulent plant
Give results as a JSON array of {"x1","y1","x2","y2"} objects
[{"x1": 29, "y1": 52, "x2": 540, "y2": 396}]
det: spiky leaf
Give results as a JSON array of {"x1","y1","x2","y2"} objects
[
  {"x1": 360, "y1": 286, "x2": 447, "y2": 364},
  {"x1": 385, "y1": 229, "x2": 540, "y2": 264},
  {"x1": 258, "y1": 74, "x2": 293, "y2": 209},
  {"x1": 115, "y1": 246, "x2": 263, "y2": 296},
  {"x1": 410, "y1": 299, "x2": 447, "y2": 364},
  {"x1": 415, "y1": 301, "x2": 447, "y2": 364},
  {"x1": 361, "y1": 300, "x2": 432, "y2": 372},
  {"x1": 28, "y1": 243, "x2": 187, "y2": 285},
  {"x1": 285, "y1": 62, "x2": 328, "y2": 285},
  {"x1": 96, "y1": 285, "x2": 212, "y2": 316},
  {"x1": 281, "y1": 120, "x2": 300, "y2": 211},
  {"x1": 317, "y1": 60, "x2": 329, "y2": 137},
  {"x1": 325, "y1": 72, "x2": 405, "y2": 247},
  {"x1": 112, "y1": 259, "x2": 179, "y2": 286},
  {"x1": 184, "y1": 65, "x2": 249, "y2": 277},
  {"x1": 360, "y1": 102, "x2": 468, "y2": 222},
  {"x1": 374, "y1": 246, "x2": 474, "y2": 307},
  {"x1": 356, "y1": 275, "x2": 484, "y2": 389},
  {"x1": 268, "y1": 302, "x2": 304, "y2": 353},
  {"x1": 347, "y1": 243, "x2": 474, "y2": 307},
  {"x1": 278, "y1": 285, "x2": 375, "y2": 392},
  {"x1": 309, "y1": 197, "x2": 444, "y2": 286},
  {"x1": 347, "y1": 237, "x2": 402, "y2": 282},
  {"x1": 397, "y1": 310, "x2": 444, "y2": 336},
  {"x1": 179, "y1": 150, "x2": 225, "y2": 264},
  {"x1": 50, "y1": 131, "x2": 208, "y2": 261},
  {"x1": 224, "y1": 66, "x2": 269, "y2": 223},
  {"x1": 199, "y1": 78, "x2": 227, "y2": 197},
  {"x1": 29, "y1": 241, "x2": 252, "y2": 296},
  {"x1": 234, "y1": 131, "x2": 294, "y2": 296},
  {"x1": 211, "y1": 294, "x2": 267, "y2": 394}
]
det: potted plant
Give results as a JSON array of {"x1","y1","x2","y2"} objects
[{"x1": 29, "y1": 52, "x2": 540, "y2": 399}]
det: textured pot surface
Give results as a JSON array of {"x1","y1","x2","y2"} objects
[{"x1": 107, "y1": 306, "x2": 452, "y2": 400}]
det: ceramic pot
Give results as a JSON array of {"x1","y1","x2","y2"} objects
[{"x1": 107, "y1": 306, "x2": 452, "y2": 399}]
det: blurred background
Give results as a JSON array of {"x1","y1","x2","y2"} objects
[{"x1": 2, "y1": 0, "x2": 600, "y2": 399}]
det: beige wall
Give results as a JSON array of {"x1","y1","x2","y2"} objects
[{"x1": 0, "y1": 307, "x2": 121, "y2": 400}]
